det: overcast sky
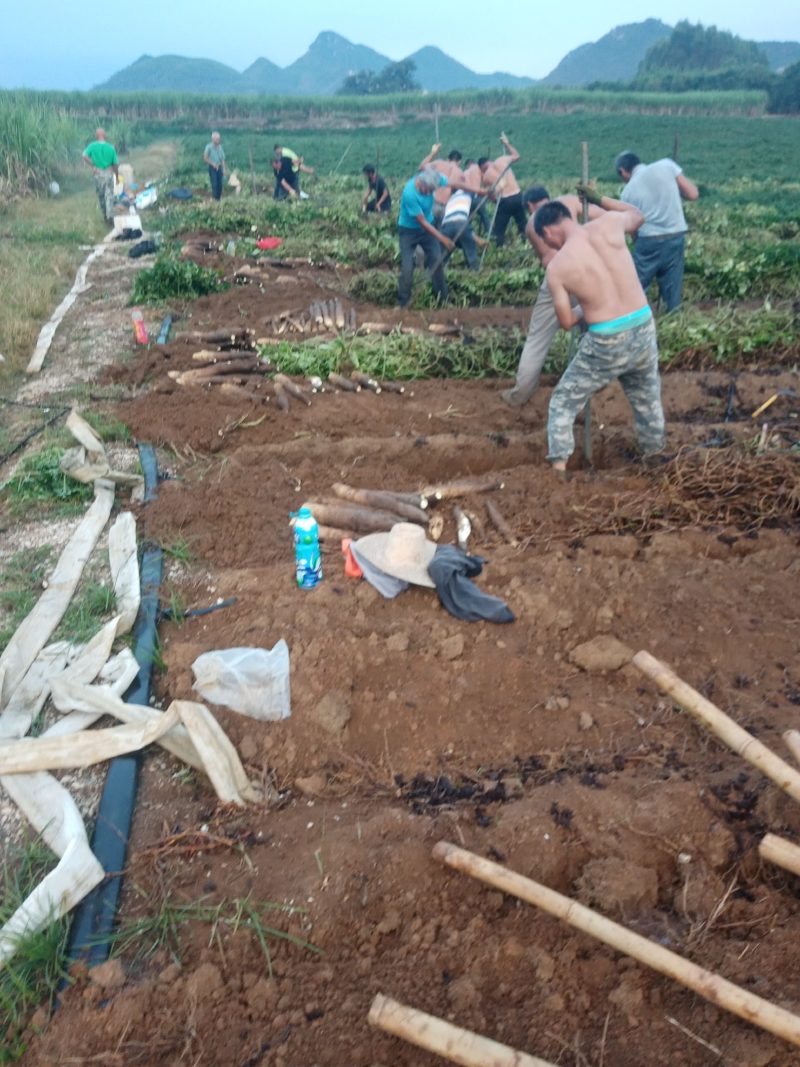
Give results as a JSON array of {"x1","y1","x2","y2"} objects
[{"x1": 2, "y1": 2, "x2": 799, "y2": 90}]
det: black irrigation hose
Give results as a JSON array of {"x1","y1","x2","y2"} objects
[
  {"x1": 0, "y1": 407, "x2": 69, "y2": 466},
  {"x1": 65, "y1": 443, "x2": 163, "y2": 969}
]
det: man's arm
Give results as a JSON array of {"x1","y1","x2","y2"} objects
[
  {"x1": 281, "y1": 178, "x2": 298, "y2": 198},
  {"x1": 547, "y1": 267, "x2": 580, "y2": 331},
  {"x1": 414, "y1": 213, "x2": 453, "y2": 251},
  {"x1": 419, "y1": 143, "x2": 441, "y2": 169},
  {"x1": 577, "y1": 186, "x2": 643, "y2": 234},
  {"x1": 376, "y1": 185, "x2": 389, "y2": 209},
  {"x1": 498, "y1": 132, "x2": 520, "y2": 165},
  {"x1": 676, "y1": 173, "x2": 699, "y2": 201},
  {"x1": 82, "y1": 152, "x2": 94, "y2": 170},
  {"x1": 449, "y1": 174, "x2": 483, "y2": 196},
  {"x1": 298, "y1": 161, "x2": 314, "y2": 175}
]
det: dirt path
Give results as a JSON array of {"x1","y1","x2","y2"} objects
[{"x1": 6, "y1": 217, "x2": 800, "y2": 1067}]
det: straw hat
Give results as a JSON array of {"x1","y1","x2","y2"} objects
[{"x1": 353, "y1": 523, "x2": 437, "y2": 588}]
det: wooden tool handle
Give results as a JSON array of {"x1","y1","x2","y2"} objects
[{"x1": 433, "y1": 842, "x2": 800, "y2": 1049}]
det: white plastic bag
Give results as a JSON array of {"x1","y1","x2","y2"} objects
[{"x1": 191, "y1": 642, "x2": 291, "y2": 721}]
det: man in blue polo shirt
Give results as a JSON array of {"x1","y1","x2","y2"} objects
[
  {"x1": 615, "y1": 151, "x2": 699, "y2": 312},
  {"x1": 397, "y1": 166, "x2": 482, "y2": 307}
]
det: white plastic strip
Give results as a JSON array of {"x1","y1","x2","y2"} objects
[{"x1": 26, "y1": 245, "x2": 108, "y2": 374}]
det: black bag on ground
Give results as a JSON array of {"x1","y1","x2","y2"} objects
[{"x1": 128, "y1": 239, "x2": 158, "y2": 258}]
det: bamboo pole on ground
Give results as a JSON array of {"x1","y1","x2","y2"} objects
[
  {"x1": 633, "y1": 651, "x2": 800, "y2": 804},
  {"x1": 783, "y1": 730, "x2": 800, "y2": 768},
  {"x1": 368, "y1": 993, "x2": 554, "y2": 1067},
  {"x1": 432, "y1": 842, "x2": 800, "y2": 1049},
  {"x1": 759, "y1": 834, "x2": 800, "y2": 878}
]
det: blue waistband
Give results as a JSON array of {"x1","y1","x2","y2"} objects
[{"x1": 588, "y1": 306, "x2": 653, "y2": 335}]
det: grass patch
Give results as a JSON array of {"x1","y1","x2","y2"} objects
[
  {"x1": 0, "y1": 546, "x2": 53, "y2": 652},
  {"x1": 109, "y1": 892, "x2": 319, "y2": 977},
  {"x1": 162, "y1": 537, "x2": 194, "y2": 564},
  {"x1": 0, "y1": 838, "x2": 71, "y2": 1063},
  {"x1": 1, "y1": 445, "x2": 92, "y2": 516},
  {"x1": 53, "y1": 580, "x2": 116, "y2": 645},
  {"x1": 81, "y1": 409, "x2": 131, "y2": 443},
  {"x1": 131, "y1": 252, "x2": 227, "y2": 304}
]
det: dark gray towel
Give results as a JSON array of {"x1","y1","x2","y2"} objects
[{"x1": 427, "y1": 545, "x2": 514, "y2": 624}]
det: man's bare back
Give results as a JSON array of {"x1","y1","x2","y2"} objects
[
  {"x1": 482, "y1": 154, "x2": 520, "y2": 198},
  {"x1": 537, "y1": 198, "x2": 647, "y2": 328}
]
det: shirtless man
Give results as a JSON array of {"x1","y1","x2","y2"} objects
[
  {"x1": 533, "y1": 190, "x2": 666, "y2": 472},
  {"x1": 501, "y1": 186, "x2": 603, "y2": 408},
  {"x1": 419, "y1": 145, "x2": 463, "y2": 223},
  {"x1": 478, "y1": 133, "x2": 526, "y2": 246}
]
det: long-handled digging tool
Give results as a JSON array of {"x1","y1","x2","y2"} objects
[
  {"x1": 433, "y1": 842, "x2": 800, "y2": 1050},
  {"x1": 578, "y1": 140, "x2": 592, "y2": 467}
]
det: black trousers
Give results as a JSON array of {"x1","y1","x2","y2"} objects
[{"x1": 494, "y1": 193, "x2": 527, "y2": 246}]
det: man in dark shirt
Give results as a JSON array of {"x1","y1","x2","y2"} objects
[
  {"x1": 273, "y1": 154, "x2": 299, "y2": 200},
  {"x1": 362, "y1": 165, "x2": 391, "y2": 213}
]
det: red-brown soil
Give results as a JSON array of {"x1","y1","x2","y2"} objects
[{"x1": 23, "y1": 249, "x2": 800, "y2": 1067}]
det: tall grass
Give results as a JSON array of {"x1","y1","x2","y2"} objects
[
  {"x1": 7, "y1": 86, "x2": 769, "y2": 127},
  {"x1": 0, "y1": 93, "x2": 80, "y2": 194}
]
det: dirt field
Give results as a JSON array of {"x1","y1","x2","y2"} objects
[{"x1": 14, "y1": 239, "x2": 800, "y2": 1067}]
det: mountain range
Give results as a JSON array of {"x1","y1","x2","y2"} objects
[{"x1": 95, "y1": 26, "x2": 800, "y2": 96}]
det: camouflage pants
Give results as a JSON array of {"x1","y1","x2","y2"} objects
[
  {"x1": 93, "y1": 170, "x2": 115, "y2": 222},
  {"x1": 547, "y1": 316, "x2": 665, "y2": 462}
]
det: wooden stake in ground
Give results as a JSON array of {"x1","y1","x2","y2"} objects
[
  {"x1": 633, "y1": 651, "x2": 800, "y2": 804},
  {"x1": 368, "y1": 994, "x2": 554, "y2": 1067},
  {"x1": 432, "y1": 842, "x2": 800, "y2": 1050},
  {"x1": 759, "y1": 834, "x2": 800, "y2": 878}
]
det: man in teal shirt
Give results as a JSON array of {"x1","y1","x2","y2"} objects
[
  {"x1": 397, "y1": 165, "x2": 482, "y2": 307},
  {"x1": 82, "y1": 128, "x2": 119, "y2": 224}
]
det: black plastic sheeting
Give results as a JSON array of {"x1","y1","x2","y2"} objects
[{"x1": 65, "y1": 443, "x2": 162, "y2": 967}]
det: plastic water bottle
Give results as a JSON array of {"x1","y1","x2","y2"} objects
[{"x1": 292, "y1": 507, "x2": 322, "y2": 588}]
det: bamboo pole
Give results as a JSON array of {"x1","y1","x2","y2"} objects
[
  {"x1": 580, "y1": 140, "x2": 592, "y2": 467},
  {"x1": 432, "y1": 842, "x2": 800, "y2": 1049},
  {"x1": 783, "y1": 730, "x2": 800, "y2": 768},
  {"x1": 759, "y1": 834, "x2": 800, "y2": 878},
  {"x1": 368, "y1": 994, "x2": 553, "y2": 1067},
  {"x1": 633, "y1": 651, "x2": 800, "y2": 804}
]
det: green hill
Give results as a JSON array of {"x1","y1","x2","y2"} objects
[
  {"x1": 407, "y1": 46, "x2": 535, "y2": 91},
  {"x1": 99, "y1": 54, "x2": 241, "y2": 93},
  {"x1": 541, "y1": 19, "x2": 672, "y2": 86},
  {"x1": 759, "y1": 41, "x2": 800, "y2": 71}
]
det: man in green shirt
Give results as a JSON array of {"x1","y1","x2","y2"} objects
[{"x1": 82, "y1": 129, "x2": 119, "y2": 224}]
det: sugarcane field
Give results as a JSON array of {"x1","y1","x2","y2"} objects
[{"x1": 1, "y1": 99, "x2": 800, "y2": 1067}]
